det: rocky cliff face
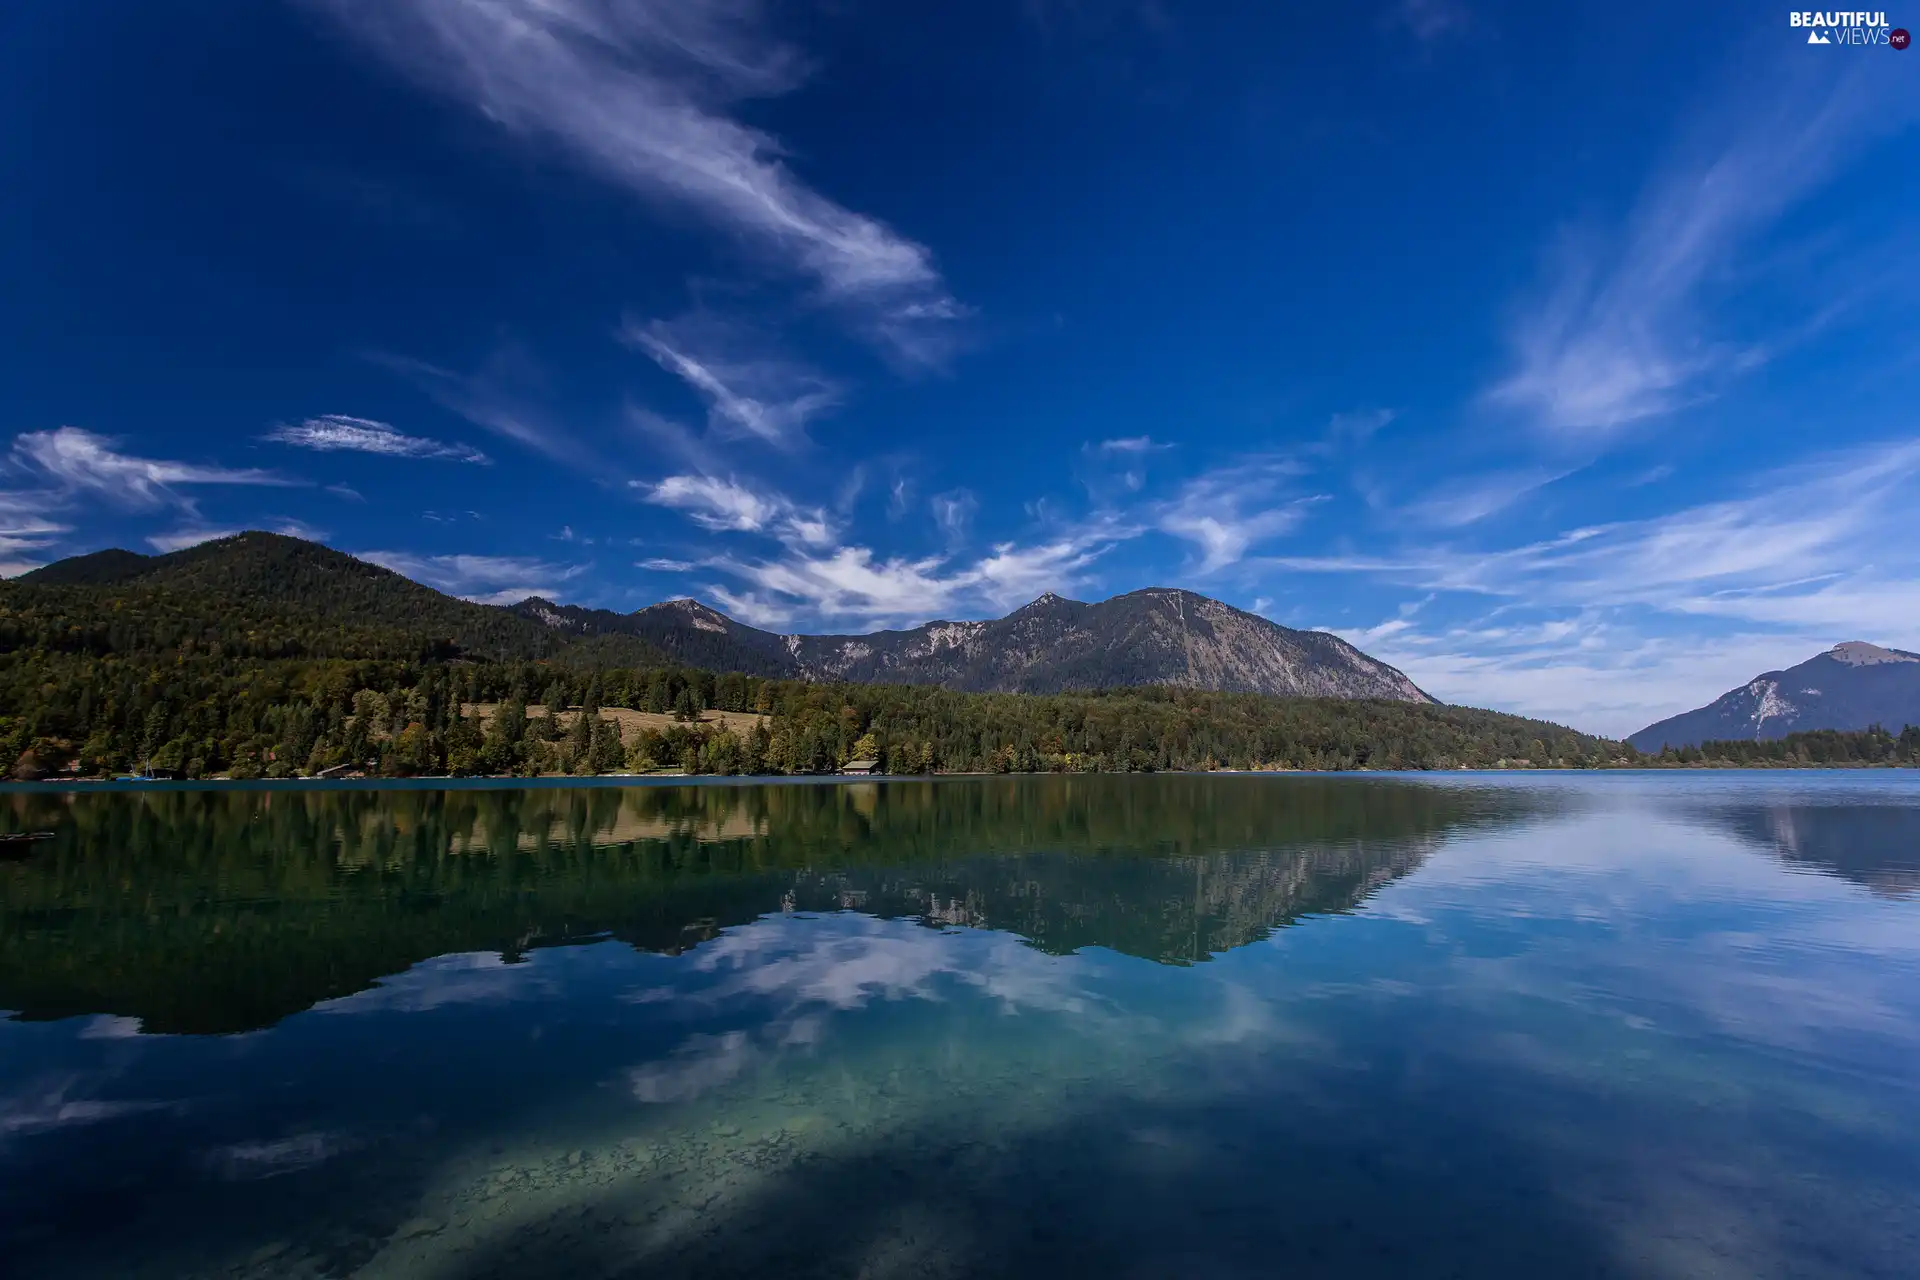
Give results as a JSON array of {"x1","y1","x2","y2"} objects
[
  {"x1": 786, "y1": 588, "x2": 1433, "y2": 700},
  {"x1": 1629, "y1": 641, "x2": 1920, "y2": 750}
]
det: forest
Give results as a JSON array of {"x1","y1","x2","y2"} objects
[
  {"x1": 0, "y1": 644, "x2": 1911, "y2": 780},
  {"x1": 0, "y1": 650, "x2": 1632, "y2": 780}
]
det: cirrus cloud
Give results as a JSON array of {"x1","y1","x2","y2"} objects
[
  {"x1": 264, "y1": 415, "x2": 491, "y2": 464},
  {"x1": 312, "y1": 0, "x2": 965, "y2": 362},
  {"x1": 358, "y1": 548, "x2": 589, "y2": 605},
  {"x1": 11, "y1": 427, "x2": 295, "y2": 512}
]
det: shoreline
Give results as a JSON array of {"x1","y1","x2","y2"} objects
[{"x1": 3, "y1": 764, "x2": 1916, "y2": 794}]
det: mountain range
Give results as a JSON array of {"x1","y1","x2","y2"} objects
[
  {"x1": 11, "y1": 532, "x2": 1433, "y2": 703},
  {"x1": 1629, "y1": 642, "x2": 1920, "y2": 751},
  {"x1": 512, "y1": 587, "x2": 1433, "y2": 701}
]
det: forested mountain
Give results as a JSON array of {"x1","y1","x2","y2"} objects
[
  {"x1": 16, "y1": 532, "x2": 1429, "y2": 699},
  {"x1": 9, "y1": 532, "x2": 666, "y2": 665},
  {"x1": 509, "y1": 597, "x2": 797, "y2": 676},
  {"x1": 1630, "y1": 642, "x2": 1920, "y2": 750}
]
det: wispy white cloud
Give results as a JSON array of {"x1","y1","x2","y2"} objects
[
  {"x1": 1300, "y1": 438, "x2": 1920, "y2": 734},
  {"x1": 638, "y1": 556, "x2": 698, "y2": 572},
  {"x1": 1489, "y1": 65, "x2": 1910, "y2": 436},
  {"x1": 1386, "y1": 0, "x2": 1469, "y2": 42},
  {"x1": 705, "y1": 548, "x2": 955, "y2": 627},
  {"x1": 1279, "y1": 439, "x2": 1920, "y2": 628},
  {"x1": 374, "y1": 349, "x2": 580, "y2": 464},
  {"x1": 1340, "y1": 619, "x2": 1838, "y2": 740},
  {"x1": 1079, "y1": 436, "x2": 1170, "y2": 499},
  {"x1": 1392, "y1": 465, "x2": 1575, "y2": 529},
  {"x1": 930, "y1": 488, "x2": 978, "y2": 543},
  {"x1": 885, "y1": 475, "x2": 914, "y2": 521},
  {"x1": 626, "y1": 405, "x2": 719, "y2": 475},
  {"x1": 11, "y1": 427, "x2": 294, "y2": 511},
  {"x1": 316, "y1": 0, "x2": 964, "y2": 361},
  {"x1": 264, "y1": 414, "x2": 490, "y2": 464},
  {"x1": 359, "y1": 549, "x2": 588, "y2": 605},
  {"x1": 971, "y1": 530, "x2": 1123, "y2": 604},
  {"x1": 1155, "y1": 458, "x2": 1320, "y2": 573},
  {"x1": 643, "y1": 474, "x2": 782, "y2": 533},
  {"x1": 622, "y1": 314, "x2": 840, "y2": 448},
  {"x1": 703, "y1": 515, "x2": 1134, "y2": 627},
  {"x1": 0, "y1": 491, "x2": 72, "y2": 576},
  {"x1": 1091, "y1": 436, "x2": 1167, "y2": 454},
  {"x1": 1324, "y1": 408, "x2": 1396, "y2": 445},
  {"x1": 638, "y1": 473, "x2": 835, "y2": 546}
]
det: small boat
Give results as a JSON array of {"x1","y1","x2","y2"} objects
[{"x1": 115, "y1": 759, "x2": 177, "y2": 782}]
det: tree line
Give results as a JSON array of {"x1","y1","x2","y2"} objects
[
  {"x1": 1641, "y1": 725, "x2": 1920, "y2": 767},
  {"x1": 0, "y1": 650, "x2": 1637, "y2": 780},
  {"x1": 3, "y1": 648, "x2": 1913, "y2": 782}
]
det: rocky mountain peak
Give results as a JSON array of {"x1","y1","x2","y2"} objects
[
  {"x1": 1830, "y1": 641, "x2": 1920, "y2": 666},
  {"x1": 616, "y1": 584, "x2": 1431, "y2": 701},
  {"x1": 1631, "y1": 640, "x2": 1920, "y2": 750},
  {"x1": 640, "y1": 598, "x2": 730, "y2": 633},
  {"x1": 1009, "y1": 591, "x2": 1083, "y2": 616}
]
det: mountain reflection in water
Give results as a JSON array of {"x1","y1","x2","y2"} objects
[
  {"x1": 4, "y1": 775, "x2": 1920, "y2": 1280},
  {"x1": 0, "y1": 776, "x2": 1536, "y2": 1034},
  {"x1": 1706, "y1": 800, "x2": 1920, "y2": 898}
]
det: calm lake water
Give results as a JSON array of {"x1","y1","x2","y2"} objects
[{"x1": 2, "y1": 773, "x2": 1918, "y2": 1279}]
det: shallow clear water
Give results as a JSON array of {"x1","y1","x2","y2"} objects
[{"x1": 2, "y1": 773, "x2": 1918, "y2": 1279}]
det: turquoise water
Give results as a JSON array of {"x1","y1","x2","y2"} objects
[{"x1": 2, "y1": 773, "x2": 1917, "y2": 1278}]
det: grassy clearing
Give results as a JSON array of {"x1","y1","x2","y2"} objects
[{"x1": 461, "y1": 704, "x2": 769, "y2": 746}]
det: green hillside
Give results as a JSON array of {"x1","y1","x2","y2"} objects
[{"x1": 3, "y1": 531, "x2": 664, "y2": 665}]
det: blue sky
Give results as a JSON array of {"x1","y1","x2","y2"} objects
[{"x1": 1, "y1": 1, "x2": 1915, "y2": 735}]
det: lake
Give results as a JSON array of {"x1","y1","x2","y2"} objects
[{"x1": 2, "y1": 773, "x2": 1918, "y2": 1279}]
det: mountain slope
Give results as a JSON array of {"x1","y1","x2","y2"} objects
[
  {"x1": 526, "y1": 585, "x2": 1435, "y2": 702},
  {"x1": 4, "y1": 532, "x2": 665, "y2": 665},
  {"x1": 15, "y1": 547, "x2": 154, "y2": 587},
  {"x1": 1629, "y1": 642, "x2": 1920, "y2": 751},
  {"x1": 788, "y1": 588, "x2": 1434, "y2": 700},
  {"x1": 508, "y1": 597, "x2": 796, "y2": 677},
  {"x1": 12, "y1": 534, "x2": 1428, "y2": 702}
]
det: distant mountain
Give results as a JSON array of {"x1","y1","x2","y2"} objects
[
  {"x1": 13, "y1": 533, "x2": 1431, "y2": 702},
  {"x1": 515, "y1": 586, "x2": 1436, "y2": 702},
  {"x1": 508, "y1": 597, "x2": 796, "y2": 677},
  {"x1": 1629, "y1": 642, "x2": 1920, "y2": 751}
]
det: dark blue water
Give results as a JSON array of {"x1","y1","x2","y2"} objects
[{"x1": 2, "y1": 774, "x2": 1917, "y2": 1278}]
